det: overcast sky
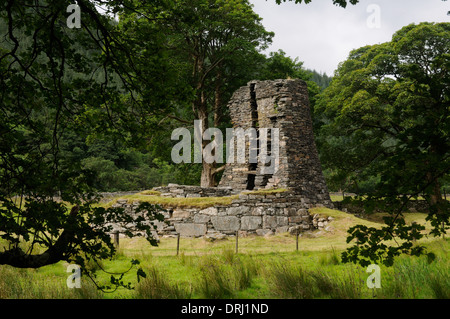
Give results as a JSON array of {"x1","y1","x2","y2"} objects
[{"x1": 248, "y1": 0, "x2": 449, "y2": 76}]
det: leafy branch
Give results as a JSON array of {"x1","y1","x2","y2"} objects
[{"x1": 341, "y1": 167, "x2": 449, "y2": 267}]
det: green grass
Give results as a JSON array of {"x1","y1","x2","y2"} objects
[
  {"x1": 100, "y1": 193, "x2": 240, "y2": 209},
  {"x1": 265, "y1": 260, "x2": 364, "y2": 299},
  {"x1": 1, "y1": 238, "x2": 447, "y2": 299},
  {"x1": 134, "y1": 265, "x2": 192, "y2": 299},
  {"x1": 329, "y1": 194, "x2": 347, "y2": 202},
  {"x1": 0, "y1": 263, "x2": 103, "y2": 299},
  {"x1": 0, "y1": 206, "x2": 448, "y2": 299}
]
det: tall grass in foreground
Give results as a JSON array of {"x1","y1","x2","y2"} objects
[
  {"x1": 267, "y1": 254, "x2": 449, "y2": 299},
  {"x1": 1, "y1": 240, "x2": 448, "y2": 299},
  {"x1": 318, "y1": 247, "x2": 341, "y2": 266},
  {"x1": 266, "y1": 261, "x2": 363, "y2": 299},
  {"x1": 196, "y1": 251, "x2": 259, "y2": 299},
  {"x1": 0, "y1": 265, "x2": 102, "y2": 299},
  {"x1": 377, "y1": 255, "x2": 449, "y2": 299},
  {"x1": 134, "y1": 249, "x2": 261, "y2": 299},
  {"x1": 135, "y1": 265, "x2": 192, "y2": 299}
]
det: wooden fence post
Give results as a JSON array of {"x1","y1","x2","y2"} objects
[
  {"x1": 235, "y1": 231, "x2": 239, "y2": 254},
  {"x1": 296, "y1": 228, "x2": 299, "y2": 251},
  {"x1": 177, "y1": 233, "x2": 180, "y2": 256}
]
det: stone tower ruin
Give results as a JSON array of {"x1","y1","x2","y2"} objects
[
  {"x1": 219, "y1": 79, "x2": 332, "y2": 208},
  {"x1": 117, "y1": 79, "x2": 335, "y2": 239}
]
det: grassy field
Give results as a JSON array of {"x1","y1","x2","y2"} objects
[{"x1": 0, "y1": 204, "x2": 448, "y2": 299}]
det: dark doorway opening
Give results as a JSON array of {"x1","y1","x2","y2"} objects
[{"x1": 246, "y1": 83, "x2": 259, "y2": 190}]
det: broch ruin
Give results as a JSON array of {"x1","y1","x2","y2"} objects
[
  {"x1": 219, "y1": 79, "x2": 331, "y2": 200},
  {"x1": 110, "y1": 79, "x2": 334, "y2": 239}
]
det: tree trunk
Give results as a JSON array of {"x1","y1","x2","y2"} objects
[
  {"x1": 427, "y1": 170, "x2": 445, "y2": 237},
  {"x1": 426, "y1": 144, "x2": 443, "y2": 208},
  {"x1": 214, "y1": 67, "x2": 223, "y2": 127},
  {"x1": 0, "y1": 205, "x2": 79, "y2": 268},
  {"x1": 197, "y1": 102, "x2": 217, "y2": 188},
  {"x1": 427, "y1": 171, "x2": 443, "y2": 207},
  {"x1": 201, "y1": 160, "x2": 216, "y2": 187},
  {"x1": 192, "y1": 56, "x2": 218, "y2": 188}
]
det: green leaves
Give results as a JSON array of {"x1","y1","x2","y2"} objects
[
  {"x1": 0, "y1": 0, "x2": 173, "y2": 277},
  {"x1": 342, "y1": 214, "x2": 427, "y2": 267},
  {"x1": 317, "y1": 22, "x2": 449, "y2": 267},
  {"x1": 136, "y1": 267, "x2": 147, "y2": 283}
]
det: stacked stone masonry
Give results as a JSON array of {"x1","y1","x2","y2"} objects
[
  {"x1": 108, "y1": 79, "x2": 335, "y2": 239},
  {"x1": 153, "y1": 184, "x2": 232, "y2": 198},
  {"x1": 110, "y1": 190, "x2": 334, "y2": 239},
  {"x1": 218, "y1": 79, "x2": 333, "y2": 209}
]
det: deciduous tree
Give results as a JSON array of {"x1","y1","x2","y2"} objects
[
  {"x1": 316, "y1": 22, "x2": 449, "y2": 266},
  {"x1": 123, "y1": 0, "x2": 273, "y2": 187},
  {"x1": 0, "y1": 0, "x2": 169, "y2": 290}
]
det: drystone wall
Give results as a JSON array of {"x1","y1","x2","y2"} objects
[
  {"x1": 109, "y1": 189, "x2": 334, "y2": 239},
  {"x1": 334, "y1": 200, "x2": 431, "y2": 217}
]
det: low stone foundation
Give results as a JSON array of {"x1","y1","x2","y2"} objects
[{"x1": 109, "y1": 188, "x2": 334, "y2": 239}]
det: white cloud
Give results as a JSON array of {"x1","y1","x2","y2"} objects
[{"x1": 249, "y1": 0, "x2": 450, "y2": 75}]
